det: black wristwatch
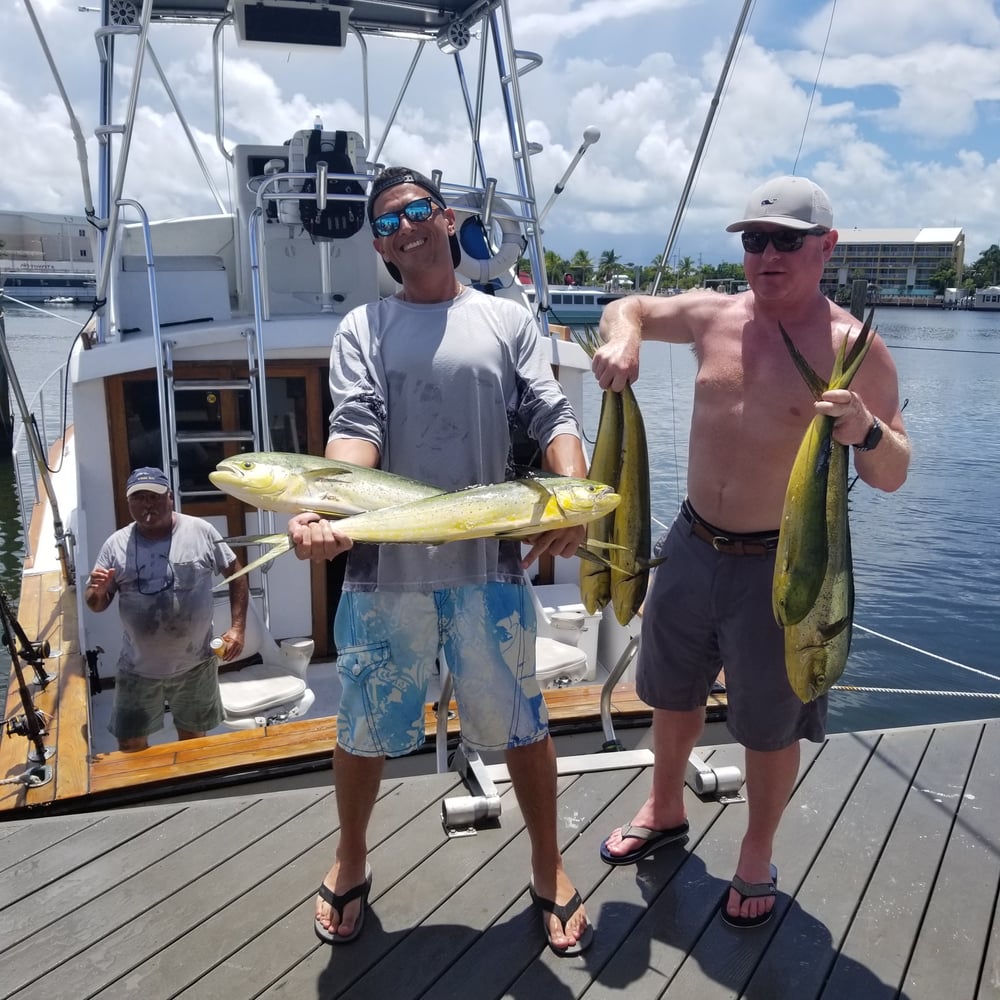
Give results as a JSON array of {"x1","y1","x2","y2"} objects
[{"x1": 853, "y1": 416, "x2": 883, "y2": 452}]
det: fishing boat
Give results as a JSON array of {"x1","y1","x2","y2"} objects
[
  {"x1": 522, "y1": 283, "x2": 628, "y2": 327},
  {"x1": 0, "y1": 0, "x2": 729, "y2": 820}
]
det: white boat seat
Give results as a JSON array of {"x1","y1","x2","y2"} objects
[
  {"x1": 218, "y1": 661, "x2": 307, "y2": 714},
  {"x1": 535, "y1": 636, "x2": 588, "y2": 687},
  {"x1": 216, "y1": 602, "x2": 316, "y2": 728}
]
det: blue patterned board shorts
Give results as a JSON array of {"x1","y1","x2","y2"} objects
[
  {"x1": 334, "y1": 582, "x2": 549, "y2": 757},
  {"x1": 637, "y1": 514, "x2": 827, "y2": 752},
  {"x1": 108, "y1": 657, "x2": 223, "y2": 740}
]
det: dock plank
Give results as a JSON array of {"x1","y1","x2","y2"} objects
[
  {"x1": 4, "y1": 722, "x2": 1000, "y2": 999},
  {"x1": 168, "y1": 774, "x2": 461, "y2": 999},
  {"x1": 905, "y1": 720, "x2": 1000, "y2": 998},
  {"x1": 4, "y1": 790, "x2": 339, "y2": 999},
  {"x1": 825, "y1": 723, "x2": 981, "y2": 996},
  {"x1": 746, "y1": 727, "x2": 932, "y2": 998}
]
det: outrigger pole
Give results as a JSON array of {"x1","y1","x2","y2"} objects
[{"x1": 650, "y1": 0, "x2": 754, "y2": 296}]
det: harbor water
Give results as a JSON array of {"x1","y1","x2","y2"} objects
[{"x1": 1, "y1": 302, "x2": 998, "y2": 735}]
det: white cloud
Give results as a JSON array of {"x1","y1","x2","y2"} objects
[{"x1": 3, "y1": 0, "x2": 1000, "y2": 271}]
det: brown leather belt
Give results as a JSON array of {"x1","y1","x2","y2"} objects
[{"x1": 681, "y1": 500, "x2": 780, "y2": 557}]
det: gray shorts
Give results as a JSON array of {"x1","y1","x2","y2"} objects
[
  {"x1": 637, "y1": 511, "x2": 827, "y2": 751},
  {"x1": 109, "y1": 657, "x2": 223, "y2": 740},
  {"x1": 333, "y1": 582, "x2": 549, "y2": 757}
]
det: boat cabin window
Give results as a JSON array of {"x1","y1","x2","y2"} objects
[{"x1": 114, "y1": 366, "x2": 325, "y2": 512}]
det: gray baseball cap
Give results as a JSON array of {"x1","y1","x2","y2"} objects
[{"x1": 726, "y1": 175, "x2": 833, "y2": 232}]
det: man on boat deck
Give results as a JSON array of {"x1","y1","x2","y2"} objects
[
  {"x1": 288, "y1": 167, "x2": 593, "y2": 955},
  {"x1": 593, "y1": 176, "x2": 910, "y2": 927},
  {"x1": 84, "y1": 467, "x2": 249, "y2": 751}
]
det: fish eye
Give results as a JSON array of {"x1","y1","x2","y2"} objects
[{"x1": 238, "y1": 461, "x2": 255, "y2": 470}]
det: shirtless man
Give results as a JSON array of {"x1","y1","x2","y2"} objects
[{"x1": 593, "y1": 176, "x2": 910, "y2": 927}]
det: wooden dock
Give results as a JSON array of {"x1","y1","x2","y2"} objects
[{"x1": 3, "y1": 718, "x2": 999, "y2": 998}]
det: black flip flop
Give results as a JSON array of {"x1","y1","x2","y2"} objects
[
  {"x1": 719, "y1": 863, "x2": 778, "y2": 929},
  {"x1": 599, "y1": 820, "x2": 690, "y2": 865},
  {"x1": 529, "y1": 882, "x2": 594, "y2": 957},
  {"x1": 314, "y1": 864, "x2": 373, "y2": 945}
]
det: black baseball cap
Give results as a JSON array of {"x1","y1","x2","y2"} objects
[{"x1": 367, "y1": 167, "x2": 461, "y2": 281}]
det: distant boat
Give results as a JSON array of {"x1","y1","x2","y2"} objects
[
  {"x1": 1, "y1": 269, "x2": 96, "y2": 303},
  {"x1": 523, "y1": 283, "x2": 628, "y2": 327}
]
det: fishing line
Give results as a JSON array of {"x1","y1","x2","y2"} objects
[
  {"x1": 792, "y1": 0, "x2": 838, "y2": 175},
  {"x1": 854, "y1": 622, "x2": 1000, "y2": 683},
  {"x1": 887, "y1": 344, "x2": 1000, "y2": 356}
]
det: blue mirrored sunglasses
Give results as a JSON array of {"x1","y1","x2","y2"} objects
[
  {"x1": 741, "y1": 228, "x2": 827, "y2": 254},
  {"x1": 371, "y1": 196, "x2": 443, "y2": 238}
]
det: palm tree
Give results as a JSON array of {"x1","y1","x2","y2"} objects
[
  {"x1": 544, "y1": 250, "x2": 567, "y2": 285},
  {"x1": 677, "y1": 255, "x2": 696, "y2": 288},
  {"x1": 596, "y1": 249, "x2": 621, "y2": 285},
  {"x1": 567, "y1": 249, "x2": 594, "y2": 285}
]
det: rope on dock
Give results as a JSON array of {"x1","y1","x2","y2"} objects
[{"x1": 833, "y1": 686, "x2": 1000, "y2": 699}]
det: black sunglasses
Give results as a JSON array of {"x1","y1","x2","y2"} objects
[
  {"x1": 371, "y1": 196, "x2": 443, "y2": 238},
  {"x1": 137, "y1": 559, "x2": 174, "y2": 596},
  {"x1": 741, "y1": 228, "x2": 828, "y2": 254}
]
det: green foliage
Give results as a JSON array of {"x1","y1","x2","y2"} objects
[
  {"x1": 966, "y1": 244, "x2": 1000, "y2": 288},
  {"x1": 519, "y1": 245, "x2": 747, "y2": 293}
]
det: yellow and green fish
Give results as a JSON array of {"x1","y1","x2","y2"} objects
[
  {"x1": 209, "y1": 452, "x2": 444, "y2": 515},
  {"x1": 572, "y1": 327, "x2": 654, "y2": 626},
  {"x1": 773, "y1": 308, "x2": 875, "y2": 701},
  {"x1": 215, "y1": 473, "x2": 620, "y2": 585}
]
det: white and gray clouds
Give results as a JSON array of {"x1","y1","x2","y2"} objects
[{"x1": 3, "y1": 0, "x2": 1000, "y2": 267}]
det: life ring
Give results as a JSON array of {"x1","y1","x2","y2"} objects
[{"x1": 448, "y1": 192, "x2": 525, "y2": 284}]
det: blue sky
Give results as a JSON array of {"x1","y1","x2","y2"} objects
[{"x1": 3, "y1": 0, "x2": 1000, "y2": 273}]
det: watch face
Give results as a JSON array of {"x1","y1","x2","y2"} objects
[{"x1": 860, "y1": 419, "x2": 882, "y2": 451}]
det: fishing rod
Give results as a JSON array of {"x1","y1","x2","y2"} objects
[
  {"x1": 0, "y1": 588, "x2": 53, "y2": 788},
  {"x1": 0, "y1": 585, "x2": 53, "y2": 689}
]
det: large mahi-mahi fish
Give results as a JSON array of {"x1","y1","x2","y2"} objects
[
  {"x1": 215, "y1": 474, "x2": 620, "y2": 586},
  {"x1": 774, "y1": 308, "x2": 875, "y2": 701}
]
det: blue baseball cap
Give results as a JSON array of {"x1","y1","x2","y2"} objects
[{"x1": 125, "y1": 467, "x2": 170, "y2": 497}]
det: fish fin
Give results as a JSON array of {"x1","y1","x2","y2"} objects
[
  {"x1": 576, "y1": 545, "x2": 616, "y2": 568},
  {"x1": 213, "y1": 535, "x2": 292, "y2": 589},
  {"x1": 843, "y1": 308, "x2": 875, "y2": 370},
  {"x1": 817, "y1": 614, "x2": 852, "y2": 641},
  {"x1": 778, "y1": 322, "x2": 827, "y2": 399},
  {"x1": 223, "y1": 532, "x2": 288, "y2": 547},
  {"x1": 832, "y1": 309, "x2": 876, "y2": 389},
  {"x1": 301, "y1": 466, "x2": 354, "y2": 482},
  {"x1": 582, "y1": 539, "x2": 631, "y2": 555}
]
